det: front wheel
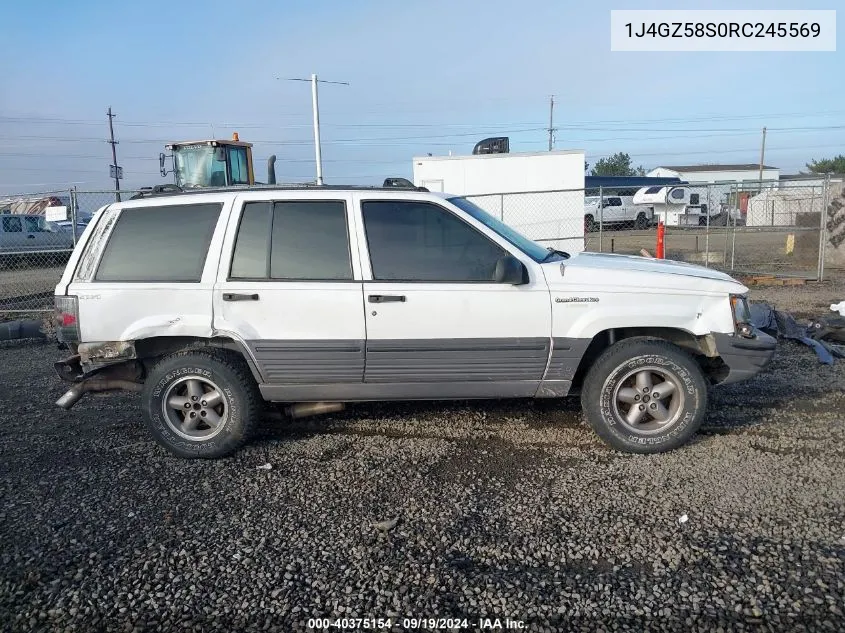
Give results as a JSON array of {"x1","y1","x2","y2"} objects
[
  {"x1": 584, "y1": 214, "x2": 598, "y2": 233},
  {"x1": 581, "y1": 339, "x2": 708, "y2": 453},
  {"x1": 141, "y1": 350, "x2": 261, "y2": 459}
]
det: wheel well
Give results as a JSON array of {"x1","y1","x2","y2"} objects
[
  {"x1": 133, "y1": 336, "x2": 262, "y2": 384},
  {"x1": 569, "y1": 327, "x2": 727, "y2": 392}
]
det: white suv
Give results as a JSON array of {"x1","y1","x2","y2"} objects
[
  {"x1": 584, "y1": 196, "x2": 653, "y2": 232},
  {"x1": 53, "y1": 186, "x2": 775, "y2": 458}
]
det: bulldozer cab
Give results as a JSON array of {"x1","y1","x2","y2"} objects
[{"x1": 161, "y1": 134, "x2": 255, "y2": 188}]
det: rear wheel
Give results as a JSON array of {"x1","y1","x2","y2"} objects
[
  {"x1": 581, "y1": 339, "x2": 707, "y2": 453},
  {"x1": 141, "y1": 350, "x2": 261, "y2": 459},
  {"x1": 634, "y1": 212, "x2": 649, "y2": 230}
]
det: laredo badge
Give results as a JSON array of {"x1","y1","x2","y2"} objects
[{"x1": 556, "y1": 296, "x2": 599, "y2": 303}]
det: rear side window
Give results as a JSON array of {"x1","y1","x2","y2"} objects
[
  {"x1": 229, "y1": 200, "x2": 352, "y2": 280},
  {"x1": 95, "y1": 203, "x2": 222, "y2": 282}
]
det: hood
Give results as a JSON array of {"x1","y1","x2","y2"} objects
[{"x1": 548, "y1": 251, "x2": 747, "y2": 294}]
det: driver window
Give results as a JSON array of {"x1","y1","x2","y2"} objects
[
  {"x1": 361, "y1": 200, "x2": 506, "y2": 282},
  {"x1": 229, "y1": 147, "x2": 250, "y2": 185}
]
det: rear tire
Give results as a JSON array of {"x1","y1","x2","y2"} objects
[
  {"x1": 634, "y1": 212, "x2": 649, "y2": 230},
  {"x1": 141, "y1": 350, "x2": 261, "y2": 459},
  {"x1": 581, "y1": 339, "x2": 707, "y2": 454}
]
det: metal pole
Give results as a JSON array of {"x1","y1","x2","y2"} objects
[
  {"x1": 107, "y1": 107, "x2": 121, "y2": 202},
  {"x1": 704, "y1": 184, "x2": 711, "y2": 268},
  {"x1": 730, "y1": 185, "x2": 738, "y2": 271},
  {"x1": 311, "y1": 74, "x2": 324, "y2": 186},
  {"x1": 818, "y1": 174, "x2": 831, "y2": 281},
  {"x1": 757, "y1": 126, "x2": 767, "y2": 192},
  {"x1": 547, "y1": 95, "x2": 555, "y2": 151},
  {"x1": 500, "y1": 193, "x2": 504, "y2": 221},
  {"x1": 598, "y1": 186, "x2": 603, "y2": 252},
  {"x1": 723, "y1": 183, "x2": 731, "y2": 263},
  {"x1": 70, "y1": 187, "x2": 78, "y2": 246}
]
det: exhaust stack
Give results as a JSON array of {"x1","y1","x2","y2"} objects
[{"x1": 267, "y1": 155, "x2": 277, "y2": 185}]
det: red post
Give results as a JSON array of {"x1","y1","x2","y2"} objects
[{"x1": 656, "y1": 221, "x2": 665, "y2": 259}]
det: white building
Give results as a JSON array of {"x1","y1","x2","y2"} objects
[
  {"x1": 647, "y1": 164, "x2": 780, "y2": 184},
  {"x1": 412, "y1": 150, "x2": 586, "y2": 253}
]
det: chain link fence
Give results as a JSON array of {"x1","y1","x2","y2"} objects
[
  {"x1": 0, "y1": 189, "x2": 138, "y2": 314},
  {"x1": 0, "y1": 179, "x2": 839, "y2": 317}
]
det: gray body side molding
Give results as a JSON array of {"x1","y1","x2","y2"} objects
[{"x1": 249, "y1": 336, "x2": 593, "y2": 402}]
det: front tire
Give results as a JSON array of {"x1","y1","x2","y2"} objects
[
  {"x1": 581, "y1": 339, "x2": 707, "y2": 454},
  {"x1": 141, "y1": 350, "x2": 261, "y2": 459}
]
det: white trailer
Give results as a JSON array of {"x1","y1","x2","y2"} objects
[{"x1": 412, "y1": 150, "x2": 585, "y2": 253}]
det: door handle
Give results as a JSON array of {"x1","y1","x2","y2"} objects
[
  {"x1": 222, "y1": 293, "x2": 260, "y2": 302},
  {"x1": 368, "y1": 294, "x2": 406, "y2": 303}
]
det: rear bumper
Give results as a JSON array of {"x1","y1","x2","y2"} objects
[{"x1": 712, "y1": 328, "x2": 777, "y2": 385}]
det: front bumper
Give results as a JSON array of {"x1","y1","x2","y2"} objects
[{"x1": 712, "y1": 328, "x2": 777, "y2": 385}]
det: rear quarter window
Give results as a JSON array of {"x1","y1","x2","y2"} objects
[{"x1": 94, "y1": 203, "x2": 223, "y2": 282}]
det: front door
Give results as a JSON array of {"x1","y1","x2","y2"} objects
[
  {"x1": 213, "y1": 193, "x2": 367, "y2": 400},
  {"x1": 353, "y1": 195, "x2": 552, "y2": 399}
]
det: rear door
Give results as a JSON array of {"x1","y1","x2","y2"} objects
[
  {"x1": 213, "y1": 192, "x2": 366, "y2": 397},
  {"x1": 70, "y1": 196, "x2": 227, "y2": 342},
  {"x1": 353, "y1": 193, "x2": 552, "y2": 399}
]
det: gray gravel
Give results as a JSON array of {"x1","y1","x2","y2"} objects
[{"x1": 1, "y1": 332, "x2": 844, "y2": 632}]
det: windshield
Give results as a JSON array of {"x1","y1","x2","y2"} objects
[
  {"x1": 173, "y1": 146, "x2": 228, "y2": 188},
  {"x1": 447, "y1": 197, "x2": 554, "y2": 262}
]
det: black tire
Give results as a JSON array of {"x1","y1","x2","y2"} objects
[
  {"x1": 141, "y1": 350, "x2": 261, "y2": 459},
  {"x1": 634, "y1": 212, "x2": 649, "y2": 230},
  {"x1": 584, "y1": 214, "x2": 597, "y2": 233},
  {"x1": 581, "y1": 339, "x2": 707, "y2": 454}
]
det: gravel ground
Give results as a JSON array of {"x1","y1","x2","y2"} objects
[{"x1": 1, "y1": 316, "x2": 844, "y2": 631}]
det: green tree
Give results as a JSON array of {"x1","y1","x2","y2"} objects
[
  {"x1": 590, "y1": 152, "x2": 646, "y2": 177},
  {"x1": 805, "y1": 155, "x2": 845, "y2": 174}
]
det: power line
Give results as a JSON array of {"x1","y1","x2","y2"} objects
[{"x1": 3, "y1": 108, "x2": 845, "y2": 128}]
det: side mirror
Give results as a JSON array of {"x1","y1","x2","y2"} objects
[
  {"x1": 159, "y1": 153, "x2": 167, "y2": 177},
  {"x1": 494, "y1": 255, "x2": 528, "y2": 285}
]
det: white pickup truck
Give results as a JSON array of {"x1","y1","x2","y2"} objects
[
  {"x1": 584, "y1": 196, "x2": 653, "y2": 232},
  {"x1": 52, "y1": 186, "x2": 775, "y2": 459}
]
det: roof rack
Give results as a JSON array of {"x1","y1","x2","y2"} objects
[{"x1": 129, "y1": 181, "x2": 429, "y2": 199}]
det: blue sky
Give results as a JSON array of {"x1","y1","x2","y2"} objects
[{"x1": 0, "y1": 0, "x2": 842, "y2": 193}]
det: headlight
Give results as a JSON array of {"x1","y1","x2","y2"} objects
[{"x1": 730, "y1": 294, "x2": 753, "y2": 337}]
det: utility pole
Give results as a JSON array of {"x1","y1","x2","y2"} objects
[
  {"x1": 757, "y1": 126, "x2": 767, "y2": 192},
  {"x1": 311, "y1": 74, "x2": 323, "y2": 185},
  {"x1": 548, "y1": 95, "x2": 556, "y2": 151},
  {"x1": 107, "y1": 107, "x2": 121, "y2": 202},
  {"x1": 279, "y1": 74, "x2": 349, "y2": 185}
]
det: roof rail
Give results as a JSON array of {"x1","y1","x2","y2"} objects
[{"x1": 127, "y1": 182, "x2": 430, "y2": 199}]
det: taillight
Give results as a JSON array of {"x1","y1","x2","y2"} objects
[{"x1": 55, "y1": 295, "x2": 80, "y2": 342}]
